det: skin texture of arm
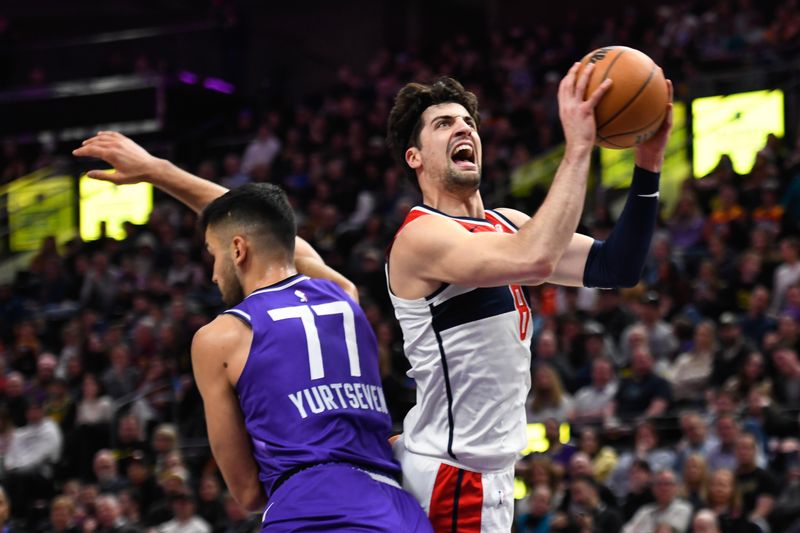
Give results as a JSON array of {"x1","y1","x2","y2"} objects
[
  {"x1": 191, "y1": 315, "x2": 266, "y2": 512},
  {"x1": 73, "y1": 132, "x2": 358, "y2": 300}
]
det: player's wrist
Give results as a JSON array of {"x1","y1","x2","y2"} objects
[
  {"x1": 634, "y1": 148, "x2": 664, "y2": 172},
  {"x1": 147, "y1": 157, "x2": 173, "y2": 185}
]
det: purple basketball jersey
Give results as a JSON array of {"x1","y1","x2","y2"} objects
[{"x1": 223, "y1": 274, "x2": 399, "y2": 497}]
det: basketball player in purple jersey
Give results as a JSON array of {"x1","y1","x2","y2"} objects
[
  {"x1": 74, "y1": 142, "x2": 432, "y2": 530},
  {"x1": 192, "y1": 184, "x2": 431, "y2": 530}
]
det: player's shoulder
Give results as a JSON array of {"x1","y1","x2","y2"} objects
[
  {"x1": 192, "y1": 314, "x2": 252, "y2": 358},
  {"x1": 489, "y1": 207, "x2": 529, "y2": 227}
]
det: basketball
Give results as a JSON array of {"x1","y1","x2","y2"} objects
[{"x1": 578, "y1": 46, "x2": 669, "y2": 149}]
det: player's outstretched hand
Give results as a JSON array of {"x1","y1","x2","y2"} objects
[
  {"x1": 73, "y1": 131, "x2": 162, "y2": 184},
  {"x1": 558, "y1": 62, "x2": 613, "y2": 152},
  {"x1": 635, "y1": 79, "x2": 674, "y2": 172}
]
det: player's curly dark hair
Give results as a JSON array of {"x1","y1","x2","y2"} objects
[{"x1": 386, "y1": 77, "x2": 480, "y2": 190}]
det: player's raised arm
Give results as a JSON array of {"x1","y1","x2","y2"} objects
[
  {"x1": 73, "y1": 131, "x2": 225, "y2": 213},
  {"x1": 73, "y1": 131, "x2": 358, "y2": 300},
  {"x1": 393, "y1": 63, "x2": 611, "y2": 288},
  {"x1": 490, "y1": 80, "x2": 673, "y2": 288}
]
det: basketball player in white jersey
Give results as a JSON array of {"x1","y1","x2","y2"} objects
[{"x1": 385, "y1": 64, "x2": 672, "y2": 531}]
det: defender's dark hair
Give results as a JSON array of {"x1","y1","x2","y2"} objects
[
  {"x1": 386, "y1": 77, "x2": 480, "y2": 189},
  {"x1": 200, "y1": 183, "x2": 296, "y2": 256}
]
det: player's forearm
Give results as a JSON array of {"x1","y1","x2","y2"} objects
[
  {"x1": 583, "y1": 166, "x2": 659, "y2": 288},
  {"x1": 149, "y1": 158, "x2": 228, "y2": 214},
  {"x1": 517, "y1": 145, "x2": 592, "y2": 280}
]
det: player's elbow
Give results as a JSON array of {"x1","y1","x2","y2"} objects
[
  {"x1": 525, "y1": 256, "x2": 556, "y2": 285},
  {"x1": 236, "y1": 485, "x2": 267, "y2": 512}
]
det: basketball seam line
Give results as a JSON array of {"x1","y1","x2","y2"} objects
[
  {"x1": 597, "y1": 62, "x2": 657, "y2": 131},
  {"x1": 601, "y1": 107, "x2": 667, "y2": 139}
]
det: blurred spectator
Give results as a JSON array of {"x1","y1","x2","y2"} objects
[
  {"x1": 241, "y1": 124, "x2": 282, "y2": 177},
  {"x1": 124, "y1": 451, "x2": 163, "y2": 518},
  {"x1": 723, "y1": 351, "x2": 772, "y2": 404},
  {"x1": 80, "y1": 253, "x2": 119, "y2": 314},
  {"x1": 93, "y1": 449, "x2": 128, "y2": 494},
  {"x1": 557, "y1": 475, "x2": 623, "y2": 533},
  {"x1": 622, "y1": 469, "x2": 692, "y2": 533},
  {"x1": 577, "y1": 427, "x2": 618, "y2": 483},
  {"x1": 569, "y1": 357, "x2": 617, "y2": 427},
  {"x1": 691, "y1": 509, "x2": 721, "y2": 533},
  {"x1": 668, "y1": 320, "x2": 716, "y2": 405},
  {"x1": 516, "y1": 484, "x2": 554, "y2": 533},
  {"x1": 735, "y1": 432, "x2": 778, "y2": 528},
  {"x1": 707, "y1": 415, "x2": 746, "y2": 471},
  {"x1": 739, "y1": 286, "x2": 777, "y2": 346},
  {"x1": 675, "y1": 411, "x2": 718, "y2": 470},
  {"x1": 711, "y1": 313, "x2": 755, "y2": 388},
  {"x1": 533, "y1": 330, "x2": 574, "y2": 392},
  {"x1": 770, "y1": 237, "x2": 800, "y2": 314},
  {"x1": 4, "y1": 398, "x2": 62, "y2": 517},
  {"x1": 611, "y1": 348, "x2": 672, "y2": 422},
  {"x1": 527, "y1": 365, "x2": 573, "y2": 424},
  {"x1": 620, "y1": 459, "x2": 655, "y2": 521},
  {"x1": 0, "y1": 487, "x2": 19, "y2": 532},
  {"x1": 620, "y1": 292, "x2": 679, "y2": 364},
  {"x1": 40, "y1": 494, "x2": 79, "y2": 533},
  {"x1": 102, "y1": 344, "x2": 141, "y2": 401},
  {"x1": 1, "y1": 372, "x2": 27, "y2": 428},
  {"x1": 771, "y1": 347, "x2": 800, "y2": 406},
  {"x1": 609, "y1": 422, "x2": 676, "y2": 500},
  {"x1": 155, "y1": 489, "x2": 211, "y2": 533},
  {"x1": 196, "y1": 475, "x2": 226, "y2": 532},
  {"x1": 680, "y1": 453, "x2": 709, "y2": 510},
  {"x1": 95, "y1": 493, "x2": 137, "y2": 533}
]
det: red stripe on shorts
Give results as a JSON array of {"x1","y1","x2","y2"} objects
[{"x1": 428, "y1": 463, "x2": 483, "y2": 533}]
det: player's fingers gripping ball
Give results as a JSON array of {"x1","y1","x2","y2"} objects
[{"x1": 577, "y1": 46, "x2": 669, "y2": 149}]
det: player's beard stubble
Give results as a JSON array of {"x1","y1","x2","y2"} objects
[
  {"x1": 442, "y1": 162, "x2": 481, "y2": 193},
  {"x1": 218, "y1": 256, "x2": 245, "y2": 306}
]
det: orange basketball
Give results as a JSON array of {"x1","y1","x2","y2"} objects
[{"x1": 578, "y1": 46, "x2": 668, "y2": 149}]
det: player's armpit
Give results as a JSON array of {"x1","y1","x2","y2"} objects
[{"x1": 192, "y1": 319, "x2": 266, "y2": 512}]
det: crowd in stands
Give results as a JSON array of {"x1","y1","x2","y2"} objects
[{"x1": 0, "y1": 0, "x2": 800, "y2": 531}]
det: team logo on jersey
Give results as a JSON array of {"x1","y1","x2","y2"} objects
[{"x1": 294, "y1": 290, "x2": 308, "y2": 302}]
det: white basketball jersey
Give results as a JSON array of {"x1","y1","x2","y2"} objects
[{"x1": 387, "y1": 205, "x2": 533, "y2": 472}]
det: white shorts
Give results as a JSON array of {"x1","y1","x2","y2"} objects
[{"x1": 393, "y1": 436, "x2": 514, "y2": 533}]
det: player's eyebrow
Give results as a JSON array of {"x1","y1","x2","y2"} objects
[{"x1": 431, "y1": 114, "x2": 475, "y2": 125}]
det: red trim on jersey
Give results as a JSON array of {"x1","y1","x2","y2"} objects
[
  {"x1": 429, "y1": 463, "x2": 483, "y2": 533},
  {"x1": 509, "y1": 284, "x2": 531, "y2": 341}
]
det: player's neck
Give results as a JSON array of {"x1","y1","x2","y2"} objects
[
  {"x1": 243, "y1": 261, "x2": 298, "y2": 296},
  {"x1": 421, "y1": 188, "x2": 485, "y2": 219}
]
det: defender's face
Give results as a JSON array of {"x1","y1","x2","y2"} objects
[
  {"x1": 414, "y1": 102, "x2": 482, "y2": 191},
  {"x1": 205, "y1": 228, "x2": 245, "y2": 307}
]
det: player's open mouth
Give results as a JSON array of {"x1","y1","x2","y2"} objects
[{"x1": 450, "y1": 142, "x2": 477, "y2": 171}]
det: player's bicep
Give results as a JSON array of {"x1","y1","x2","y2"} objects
[
  {"x1": 395, "y1": 217, "x2": 536, "y2": 287},
  {"x1": 545, "y1": 233, "x2": 594, "y2": 287}
]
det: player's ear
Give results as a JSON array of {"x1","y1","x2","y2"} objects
[
  {"x1": 405, "y1": 146, "x2": 422, "y2": 170},
  {"x1": 231, "y1": 236, "x2": 247, "y2": 266}
]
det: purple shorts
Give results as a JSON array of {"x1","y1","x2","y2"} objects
[{"x1": 261, "y1": 463, "x2": 433, "y2": 532}]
